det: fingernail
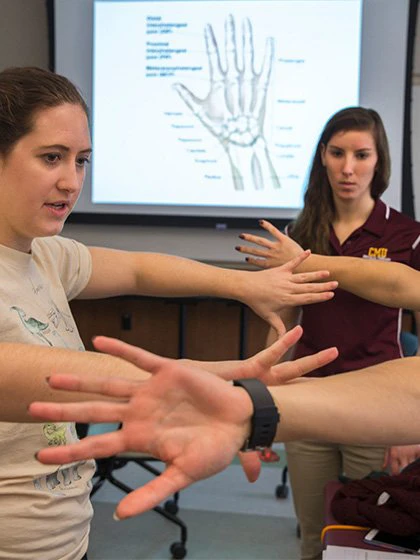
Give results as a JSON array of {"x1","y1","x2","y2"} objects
[
  {"x1": 235, "y1": 246, "x2": 240, "y2": 251},
  {"x1": 245, "y1": 257, "x2": 249, "y2": 262},
  {"x1": 239, "y1": 234, "x2": 245, "y2": 239},
  {"x1": 45, "y1": 376, "x2": 50, "y2": 383},
  {"x1": 259, "y1": 220, "x2": 264, "y2": 225},
  {"x1": 34, "y1": 452, "x2": 39, "y2": 460},
  {"x1": 113, "y1": 511, "x2": 121, "y2": 521},
  {"x1": 92, "y1": 335, "x2": 98, "y2": 342}
]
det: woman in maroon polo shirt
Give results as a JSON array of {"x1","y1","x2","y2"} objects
[{"x1": 236, "y1": 106, "x2": 420, "y2": 560}]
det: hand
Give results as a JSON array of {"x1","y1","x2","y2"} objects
[
  {"x1": 215, "y1": 325, "x2": 338, "y2": 385},
  {"x1": 383, "y1": 445, "x2": 420, "y2": 475},
  {"x1": 174, "y1": 15, "x2": 278, "y2": 192},
  {"x1": 30, "y1": 338, "x2": 255, "y2": 520},
  {"x1": 189, "y1": 326, "x2": 337, "y2": 482},
  {"x1": 236, "y1": 219, "x2": 304, "y2": 268},
  {"x1": 238, "y1": 250, "x2": 337, "y2": 334}
]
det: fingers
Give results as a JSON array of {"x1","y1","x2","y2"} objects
[
  {"x1": 291, "y1": 279, "x2": 338, "y2": 293},
  {"x1": 241, "y1": 17, "x2": 254, "y2": 114},
  {"x1": 35, "y1": 431, "x2": 127, "y2": 465},
  {"x1": 243, "y1": 256, "x2": 270, "y2": 269},
  {"x1": 238, "y1": 451, "x2": 261, "y2": 483},
  {"x1": 226, "y1": 326, "x2": 303, "y2": 382},
  {"x1": 238, "y1": 233, "x2": 273, "y2": 249},
  {"x1": 287, "y1": 291, "x2": 336, "y2": 306},
  {"x1": 258, "y1": 219, "x2": 284, "y2": 240},
  {"x1": 204, "y1": 23, "x2": 223, "y2": 81},
  {"x1": 254, "y1": 37, "x2": 274, "y2": 117},
  {"x1": 259, "y1": 326, "x2": 303, "y2": 366},
  {"x1": 280, "y1": 250, "x2": 310, "y2": 272},
  {"x1": 235, "y1": 245, "x2": 271, "y2": 260},
  {"x1": 172, "y1": 83, "x2": 199, "y2": 113},
  {"x1": 274, "y1": 347, "x2": 339, "y2": 382},
  {"x1": 236, "y1": 246, "x2": 272, "y2": 265},
  {"x1": 265, "y1": 313, "x2": 286, "y2": 336},
  {"x1": 93, "y1": 336, "x2": 170, "y2": 374},
  {"x1": 46, "y1": 372, "x2": 140, "y2": 398},
  {"x1": 292, "y1": 271, "x2": 334, "y2": 284},
  {"x1": 29, "y1": 399, "x2": 127, "y2": 424},
  {"x1": 115, "y1": 465, "x2": 190, "y2": 519}
]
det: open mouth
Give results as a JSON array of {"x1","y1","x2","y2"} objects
[{"x1": 46, "y1": 202, "x2": 67, "y2": 209}]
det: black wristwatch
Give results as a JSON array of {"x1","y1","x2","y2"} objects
[{"x1": 233, "y1": 378, "x2": 280, "y2": 451}]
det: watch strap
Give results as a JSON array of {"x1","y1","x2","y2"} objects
[{"x1": 233, "y1": 378, "x2": 280, "y2": 451}]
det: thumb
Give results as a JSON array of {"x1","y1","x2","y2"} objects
[
  {"x1": 267, "y1": 314, "x2": 286, "y2": 337},
  {"x1": 238, "y1": 452, "x2": 261, "y2": 483}
]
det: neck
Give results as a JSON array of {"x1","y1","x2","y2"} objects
[{"x1": 333, "y1": 196, "x2": 375, "y2": 225}]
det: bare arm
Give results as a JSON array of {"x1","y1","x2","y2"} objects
[
  {"x1": 0, "y1": 342, "x2": 147, "y2": 422},
  {"x1": 271, "y1": 357, "x2": 420, "y2": 445},
  {"x1": 30, "y1": 340, "x2": 420, "y2": 519},
  {"x1": 298, "y1": 255, "x2": 420, "y2": 310},
  {"x1": 1, "y1": 327, "x2": 336, "y2": 423},
  {"x1": 79, "y1": 247, "x2": 337, "y2": 334},
  {"x1": 235, "y1": 219, "x2": 420, "y2": 310}
]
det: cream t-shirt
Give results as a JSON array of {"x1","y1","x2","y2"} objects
[{"x1": 0, "y1": 236, "x2": 95, "y2": 560}]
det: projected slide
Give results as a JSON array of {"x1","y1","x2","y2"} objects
[{"x1": 92, "y1": 0, "x2": 361, "y2": 210}]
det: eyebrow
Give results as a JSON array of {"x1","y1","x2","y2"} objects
[
  {"x1": 37, "y1": 144, "x2": 92, "y2": 154},
  {"x1": 328, "y1": 144, "x2": 374, "y2": 152}
]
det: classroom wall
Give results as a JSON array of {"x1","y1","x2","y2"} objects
[{"x1": 0, "y1": 0, "x2": 419, "y2": 263}]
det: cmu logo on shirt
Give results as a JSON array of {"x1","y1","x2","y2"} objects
[{"x1": 363, "y1": 247, "x2": 390, "y2": 260}]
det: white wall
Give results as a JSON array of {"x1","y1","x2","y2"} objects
[{"x1": 0, "y1": 0, "x2": 419, "y2": 262}]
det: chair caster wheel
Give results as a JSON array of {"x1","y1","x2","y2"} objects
[
  {"x1": 170, "y1": 541, "x2": 187, "y2": 559},
  {"x1": 275, "y1": 484, "x2": 289, "y2": 499},
  {"x1": 164, "y1": 499, "x2": 179, "y2": 515}
]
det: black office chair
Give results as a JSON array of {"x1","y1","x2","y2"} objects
[{"x1": 77, "y1": 424, "x2": 188, "y2": 559}]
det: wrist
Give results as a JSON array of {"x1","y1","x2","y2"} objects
[
  {"x1": 213, "y1": 268, "x2": 248, "y2": 303},
  {"x1": 233, "y1": 378, "x2": 280, "y2": 451}
]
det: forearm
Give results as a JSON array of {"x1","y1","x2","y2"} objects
[
  {"x1": 180, "y1": 358, "x2": 246, "y2": 376},
  {"x1": 131, "y1": 253, "x2": 247, "y2": 301},
  {"x1": 270, "y1": 357, "x2": 420, "y2": 445},
  {"x1": 295, "y1": 254, "x2": 420, "y2": 310},
  {"x1": 0, "y1": 343, "x2": 147, "y2": 422}
]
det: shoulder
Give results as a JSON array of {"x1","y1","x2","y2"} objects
[
  {"x1": 32, "y1": 236, "x2": 89, "y2": 259},
  {"x1": 32, "y1": 236, "x2": 92, "y2": 277},
  {"x1": 32, "y1": 237, "x2": 93, "y2": 299},
  {"x1": 387, "y1": 205, "x2": 420, "y2": 230}
]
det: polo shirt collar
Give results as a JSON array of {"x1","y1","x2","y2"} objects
[
  {"x1": 329, "y1": 199, "x2": 389, "y2": 251},
  {"x1": 361, "y1": 199, "x2": 389, "y2": 237}
]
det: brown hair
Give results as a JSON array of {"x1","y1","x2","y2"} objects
[
  {"x1": 0, "y1": 66, "x2": 89, "y2": 156},
  {"x1": 289, "y1": 107, "x2": 391, "y2": 254}
]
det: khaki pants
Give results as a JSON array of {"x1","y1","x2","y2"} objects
[{"x1": 285, "y1": 440, "x2": 386, "y2": 560}]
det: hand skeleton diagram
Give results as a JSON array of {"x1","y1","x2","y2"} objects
[{"x1": 173, "y1": 15, "x2": 280, "y2": 191}]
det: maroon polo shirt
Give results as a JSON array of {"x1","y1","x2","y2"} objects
[{"x1": 293, "y1": 199, "x2": 420, "y2": 377}]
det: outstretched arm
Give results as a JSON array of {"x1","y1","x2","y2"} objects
[
  {"x1": 0, "y1": 342, "x2": 147, "y2": 422},
  {"x1": 235, "y1": 219, "x2": 420, "y2": 310},
  {"x1": 30, "y1": 339, "x2": 420, "y2": 519},
  {"x1": 81, "y1": 247, "x2": 337, "y2": 335}
]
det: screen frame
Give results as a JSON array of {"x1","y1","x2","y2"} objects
[{"x1": 47, "y1": 0, "x2": 418, "y2": 230}]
